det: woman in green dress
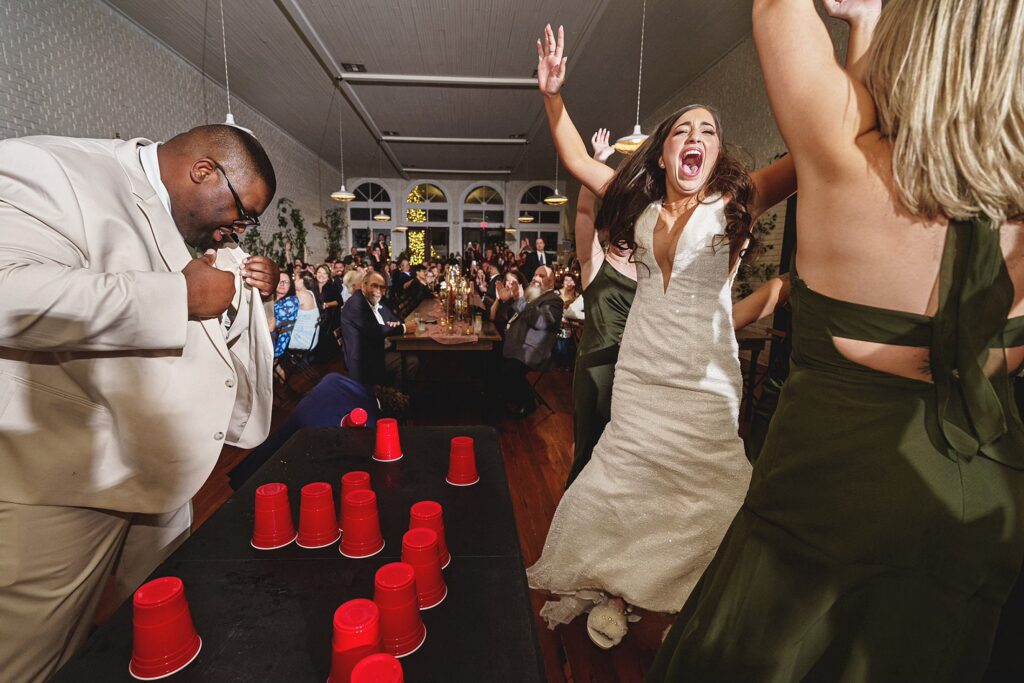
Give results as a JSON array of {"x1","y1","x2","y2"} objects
[
  {"x1": 564, "y1": 128, "x2": 638, "y2": 488},
  {"x1": 650, "y1": 1, "x2": 1024, "y2": 681}
]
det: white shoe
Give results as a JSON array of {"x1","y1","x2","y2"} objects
[{"x1": 586, "y1": 598, "x2": 629, "y2": 649}]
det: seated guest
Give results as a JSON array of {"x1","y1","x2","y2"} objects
[
  {"x1": 228, "y1": 374, "x2": 409, "y2": 489},
  {"x1": 272, "y1": 272, "x2": 299, "y2": 359},
  {"x1": 341, "y1": 268, "x2": 361, "y2": 304},
  {"x1": 286, "y1": 272, "x2": 320, "y2": 359},
  {"x1": 400, "y1": 265, "x2": 432, "y2": 316},
  {"x1": 502, "y1": 266, "x2": 563, "y2": 416},
  {"x1": 340, "y1": 271, "x2": 408, "y2": 387},
  {"x1": 315, "y1": 264, "x2": 342, "y2": 359},
  {"x1": 491, "y1": 270, "x2": 526, "y2": 339}
]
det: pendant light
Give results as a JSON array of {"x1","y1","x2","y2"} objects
[
  {"x1": 518, "y1": 147, "x2": 536, "y2": 222},
  {"x1": 543, "y1": 154, "x2": 568, "y2": 206},
  {"x1": 373, "y1": 142, "x2": 391, "y2": 222},
  {"x1": 330, "y1": 90, "x2": 356, "y2": 202},
  {"x1": 614, "y1": 0, "x2": 649, "y2": 155},
  {"x1": 217, "y1": 0, "x2": 250, "y2": 133}
]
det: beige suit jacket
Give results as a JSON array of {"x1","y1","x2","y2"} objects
[{"x1": 0, "y1": 136, "x2": 273, "y2": 514}]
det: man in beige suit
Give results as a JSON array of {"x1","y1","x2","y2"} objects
[{"x1": 0, "y1": 124, "x2": 280, "y2": 682}]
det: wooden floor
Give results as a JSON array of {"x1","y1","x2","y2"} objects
[{"x1": 192, "y1": 354, "x2": 688, "y2": 683}]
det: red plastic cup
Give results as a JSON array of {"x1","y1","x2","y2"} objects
[
  {"x1": 296, "y1": 482, "x2": 342, "y2": 549},
  {"x1": 446, "y1": 436, "x2": 480, "y2": 486},
  {"x1": 340, "y1": 489, "x2": 385, "y2": 558},
  {"x1": 342, "y1": 408, "x2": 368, "y2": 428},
  {"x1": 339, "y1": 471, "x2": 373, "y2": 531},
  {"x1": 401, "y1": 528, "x2": 448, "y2": 610},
  {"x1": 373, "y1": 418, "x2": 403, "y2": 462},
  {"x1": 251, "y1": 483, "x2": 297, "y2": 550},
  {"x1": 373, "y1": 563, "x2": 427, "y2": 658},
  {"x1": 327, "y1": 599, "x2": 384, "y2": 683},
  {"x1": 350, "y1": 653, "x2": 404, "y2": 683},
  {"x1": 409, "y1": 501, "x2": 451, "y2": 569},
  {"x1": 129, "y1": 577, "x2": 202, "y2": 680}
]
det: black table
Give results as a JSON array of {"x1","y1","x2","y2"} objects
[{"x1": 53, "y1": 426, "x2": 544, "y2": 683}]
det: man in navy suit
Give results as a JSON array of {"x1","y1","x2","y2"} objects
[
  {"x1": 523, "y1": 237, "x2": 553, "y2": 278},
  {"x1": 340, "y1": 271, "x2": 409, "y2": 387}
]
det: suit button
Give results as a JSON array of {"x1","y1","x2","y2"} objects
[
  {"x1": 225, "y1": 379, "x2": 235, "y2": 388},
  {"x1": 214, "y1": 432, "x2": 225, "y2": 440}
]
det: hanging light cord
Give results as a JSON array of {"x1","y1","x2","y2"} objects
[
  {"x1": 218, "y1": 0, "x2": 232, "y2": 118},
  {"x1": 338, "y1": 101, "x2": 347, "y2": 185},
  {"x1": 634, "y1": 0, "x2": 647, "y2": 127}
]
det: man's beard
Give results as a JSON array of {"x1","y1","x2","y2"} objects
[{"x1": 525, "y1": 284, "x2": 543, "y2": 303}]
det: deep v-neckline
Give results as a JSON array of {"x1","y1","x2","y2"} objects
[{"x1": 652, "y1": 201, "x2": 702, "y2": 294}]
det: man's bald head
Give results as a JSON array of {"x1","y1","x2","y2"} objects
[
  {"x1": 159, "y1": 124, "x2": 277, "y2": 250},
  {"x1": 533, "y1": 265, "x2": 555, "y2": 291}
]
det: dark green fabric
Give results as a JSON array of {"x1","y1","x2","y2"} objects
[
  {"x1": 649, "y1": 217, "x2": 1024, "y2": 683},
  {"x1": 565, "y1": 260, "x2": 636, "y2": 488}
]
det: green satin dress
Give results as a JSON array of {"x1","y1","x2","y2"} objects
[
  {"x1": 649, "y1": 218, "x2": 1024, "y2": 682},
  {"x1": 565, "y1": 260, "x2": 637, "y2": 488}
]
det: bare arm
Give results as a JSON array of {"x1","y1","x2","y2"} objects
[
  {"x1": 823, "y1": 0, "x2": 882, "y2": 84},
  {"x1": 752, "y1": 0, "x2": 878, "y2": 176},
  {"x1": 733, "y1": 274, "x2": 791, "y2": 330},
  {"x1": 537, "y1": 25, "x2": 615, "y2": 196},
  {"x1": 577, "y1": 128, "x2": 616, "y2": 287}
]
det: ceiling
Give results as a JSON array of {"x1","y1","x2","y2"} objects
[{"x1": 104, "y1": 0, "x2": 753, "y2": 180}]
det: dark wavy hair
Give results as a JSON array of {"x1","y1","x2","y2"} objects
[{"x1": 597, "y1": 104, "x2": 755, "y2": 256}]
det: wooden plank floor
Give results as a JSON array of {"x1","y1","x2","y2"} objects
[{"x1": 191, "y1": 355, "x2": 696, "y2": 683}]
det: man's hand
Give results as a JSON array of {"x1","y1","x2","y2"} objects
[
  {"x1": 241, "y1": 255, "x2": 280, "y2": 299},
  {"x1": 822, "y1": 0, "x2": 881, "y2": 24},
  {"x1": 386, "y1": 321, "x2": 402, "y2": 328},
  {"x1": 591, "y1": 128, "x2": 614, "y2": 163},
  {"x1": 496, "y1": 280, "x2": 511, "y2": 302},
  {"x1": 183, "y1": 251, "x2": 235, "y2": 319}
]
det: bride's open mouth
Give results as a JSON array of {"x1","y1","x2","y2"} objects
[{"x1": 680, "y1": 146, "x2": 704, "y2": 180}]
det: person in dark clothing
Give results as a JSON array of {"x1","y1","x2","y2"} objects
[
  {"x1": 501, "y1": 266, "x2": 563, "y2": 416},
  {"x1": 340, "y1": 271, "x2": 407, "y2": 387}
]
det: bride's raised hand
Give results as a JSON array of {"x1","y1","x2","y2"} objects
[
  {"x1": 591, "y1": 128, "x2": 613, "y2": 163},
  {"x1": 822, "y1": 0, "x2": 881, "y2": 24},
  {"x1": 536, "y1": 24, "x2": 567, "y2": 97}
]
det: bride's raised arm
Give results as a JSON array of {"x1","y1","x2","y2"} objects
[{"x1": 537, "y1": 24, "x2": 616, "y2": 198}]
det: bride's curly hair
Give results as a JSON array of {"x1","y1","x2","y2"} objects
[{"x1": 597, "y1": 105, "x2": 756, "y2": 255}]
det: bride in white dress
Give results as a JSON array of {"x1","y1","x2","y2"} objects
[{"x1": 526, "y1": 25, "x2": 796, "y2": 645}]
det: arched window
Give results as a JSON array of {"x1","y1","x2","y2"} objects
[
  {"x1": 462, "y1": 184, "x2": 507, "y2": 254},
  {"x1": 404, "y1": 182, "x2": 450, "y2": 262},
  {"x1": 515, "y1": 184, "x2": 562, "y2": 252},
  {"x1": 349, "y1": 182, "x2": 392, "y2": 252}
]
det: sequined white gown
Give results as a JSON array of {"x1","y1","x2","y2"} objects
[{"x1": 527, "y1": 198, "x2": 752, "y2": 622}]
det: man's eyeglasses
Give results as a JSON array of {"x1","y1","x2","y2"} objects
[{"x1": 214, "y1": 163, "x2": 260, "y2": 230}]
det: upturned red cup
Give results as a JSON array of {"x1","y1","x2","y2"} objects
[
  {"x1": 327, "y1": 599, "x2": 384, "y2": 683},
  {"x1": 129, "y1": 577, "x2": 202, "y2": 680},
  {"x1": 373, "y1": 563, "x2": 427, "y2": 658},
  {"x1": 296, "y1": 482, "x2": 342, "y2": 549},
  {"x1": 342, "y1": 407, "x2": 368, "y2": 428},
  {"x1": 339, "y1": 471, "x2": 373, "y2": 531},
  {"x1": 446, "y1": 436, "x2": 479, "y2": 486},
  {"x1": 251, "y1": 483, "x2": 297, "y2": 550},
  {"x1": 373, "y1": 418, "x2": 403, "y2": 462},
  {"x1": 340, "y1": 489, "x2": 385, "y2": 558},
  {"x1": 350, "y1": 653, "x2": 405, "y2": 683},
  {"x1": 401, "y1": 528, "x2": 448, "y2": 610},
  {"x1": 409, "y1": 501, "x2": 451, "y2": 569}
]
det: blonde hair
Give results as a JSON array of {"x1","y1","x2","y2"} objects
[{"x1": 866, "y1": 0, "x2": 1024, "y2": 223}]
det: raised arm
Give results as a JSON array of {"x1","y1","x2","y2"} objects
[
  {"x1": 752, "y1": 0, "x2": 878, "y2": 176},
  {"x1": 537, "y1": 25, "x2": 615, "y2": 196},
  {"x1": 823, "y1": 0, "x2": 882, "y2": 84},
  {"x1": 577, "y1": 128, "x2": 615, "y2": 288}
]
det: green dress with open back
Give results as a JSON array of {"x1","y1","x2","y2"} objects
[
  {"x1": 649, "y1": 217, "x2": 1024, "y2": 682},
  {"x1": 565, "y1": 259, "x2": 637, "y2": 488}
]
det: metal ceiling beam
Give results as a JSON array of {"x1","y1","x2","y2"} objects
[
  {"x1": 405, "y1": 168, "x2": 512, "y2": 175},
  {"x1": 384, "y1": 136, "x2": 527, "y2": 145},
  {"x1": 342, "y1": 73, "x2": 536, "y2": 88},
  {"x1": 275, "y1": 0, "x2": 406, "y2": 178}
]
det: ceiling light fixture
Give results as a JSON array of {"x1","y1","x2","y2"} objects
[
  {"x1": 614, "y1": 0, "x2": 649, "y2": 155},
  {"x1": 543, "y1": 154, "x2": 568, "y2": 206},
  {"x1": 217, "y1": 0, "x2": 251, "y2": 133},
  {"x1": 330, "y1": 90, "x2": 356, "y2": 202},
  {"x1": 373, "y1": 142, "x2": 391, "y2": 222}
]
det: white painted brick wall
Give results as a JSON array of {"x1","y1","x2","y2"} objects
[{"x1": 0, "y1": 0, "x2": 341, "y2": 259}]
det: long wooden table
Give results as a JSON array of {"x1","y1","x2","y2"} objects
[{"x1": 52, "y1": 426, "x2": 545, "y2": 682}]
